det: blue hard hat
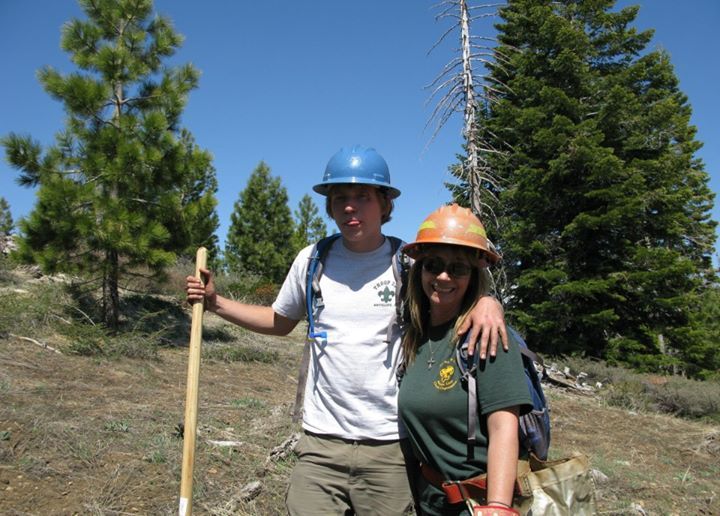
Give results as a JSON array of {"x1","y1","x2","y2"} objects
[{"x1": 313, "y1": 145, "x2": 401, "y2": 198}]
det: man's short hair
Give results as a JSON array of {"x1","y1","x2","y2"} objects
[{"x1": 325, "y1": 185, "x2": 394, "y2": 224}]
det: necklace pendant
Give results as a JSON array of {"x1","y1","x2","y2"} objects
[{"x1": 427, "y1": 356, "x2": 435, "y2": 369}]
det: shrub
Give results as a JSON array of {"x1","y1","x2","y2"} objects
[
  {"x1": 0, "y1": 279, "x2": 70, "y2": 337},
  {"x1": 647, "y1": 378, "x2": 720, "y2": 421},
  {"x1": 203, "y1": 344, "x2": 278, "y2": 364},
  {"x1": 218, "y1": 271, "x2": 279, "y2": 305},
  {"x1": 106, "y1": 331, "x2": 160, "y2": 360},
  {"x1": 554, "y1": 356, "x2": 720, "y2": 422},
  {"x1": 150, "y1": 257, "x2": 195, "y2": 297},
  {"x1": 61, "y1": 322, "x2": 107, "y2": 356}
]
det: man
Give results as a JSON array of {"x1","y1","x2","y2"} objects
[{"x1": 186, "y1": 145, "x2": 506, "y2": 514}]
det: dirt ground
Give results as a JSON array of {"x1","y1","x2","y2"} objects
[{"x1": 1, "y1": 322, "x2": 718, "y2": 515}]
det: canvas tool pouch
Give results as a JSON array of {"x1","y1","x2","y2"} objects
[{"x1": 421, "y1": 453, "x2": 597, "y2": 516}]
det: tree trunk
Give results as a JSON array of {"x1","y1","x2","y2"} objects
[
  {"x1": 460, "y1": 0, "x2": 482, "y2": 218},
  {"x1": 103, "y1": 249, "x2": 120, "y2": 331}
]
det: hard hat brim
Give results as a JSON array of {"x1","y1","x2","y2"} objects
[
  {"x1": 402, "y1": 241, "x2": 501, "y2": 265},
  {"x1": 313, "y1": 179, "x2": 401, "y2": 199}
]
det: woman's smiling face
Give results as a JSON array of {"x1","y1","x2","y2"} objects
[{"x1": 420, "y1": 245, "x2": 475, "y2": 325}]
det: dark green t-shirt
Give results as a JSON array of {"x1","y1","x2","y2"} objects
[{"x1": 398, "y1": 319, "x2": 533, "y2": 515}]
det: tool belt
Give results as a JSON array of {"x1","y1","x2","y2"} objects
[
  {"x1": 419, "y1": 454, "x2": 598, "y2": 515},
  {"x1": 420, "y1": 462, "x2": 529, "y2": 505}
]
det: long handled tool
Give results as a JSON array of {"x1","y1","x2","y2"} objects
[{"x1": 179, "y1": 247, "x2": 207, "y2": 516}]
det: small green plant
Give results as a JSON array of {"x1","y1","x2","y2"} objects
[
  {"x1": 0, "y1": 430, "x2": 11, "y2": 441},
  {"x1": 61, "y1": 436, "x2": 104, "y2": 467},
  {"x1": 230, "y1": 397, "x2": 266, "y2": 410},
  {"x1": 104, "y1": 420, "x2": 130, "y2": 433},
  {"x1": 146, "y1": 450, "x2": 167, "y2": 464},
  {"x1": 18, "y1": 456, "x2": 51, "y2": 477},
  {"x1": 144, "y1": 433, "x2": 171, "y2": 464}
]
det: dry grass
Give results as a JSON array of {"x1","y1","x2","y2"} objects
[
  {"x1": 0, "y1": 312, "x2": 304, "y2": 515},
  {"x1": 547, "y1": 389, "x2": 719, "y2": 514},
  {"x1": 2, "y1": 326, "x2": 719, "y2": 515},
  {"x1": 0, "y1": 265, "x2": 718, "y2": 514}
]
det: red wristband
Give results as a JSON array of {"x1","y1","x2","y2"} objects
[{"x1": 471, "y1": 504, "x2": 520, "y2": 516}]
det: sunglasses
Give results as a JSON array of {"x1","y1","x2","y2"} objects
[{"x1": 422, "y1": 257, "x2": 474, "y2": 277}]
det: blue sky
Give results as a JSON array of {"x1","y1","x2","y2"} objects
[{"x1": 1, "y1": 1, "x2": 718, "y2": 262}]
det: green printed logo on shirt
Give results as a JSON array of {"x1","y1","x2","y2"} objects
[
  {"x1": 373, "y1": 280, "x2": 396, "y2": 307},
  {"x1": 377, "y1": 285, "x2": 394, "y2": 303},
  {"x1": 433, "y1": 360, "x2": 458, "y2": 391}
]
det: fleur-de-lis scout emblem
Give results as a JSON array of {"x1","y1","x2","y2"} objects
[{"x1": 377, "y1": 286, "x2": 394, "y2": 304}]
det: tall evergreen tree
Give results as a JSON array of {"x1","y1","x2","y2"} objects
[
  {"x1": 164, "y1": 129, "x2": 220, "y2": 264},
  {"x1": 0, "y1": 197, "x2": 13, "y2": 236},
  {"x1": 225, "y1": 162, "x2": 295, "y2": 282},
  {"x1": 461, "y1": 0, "x2": 717, "y2": 376},
  {"x1": 291, "y1": 194, "x2": 327, "y2": 255},
  {"x1": 683, "y1": 280, "x2": 720, "y2": 379},
  {"x1": 1, "y1": 0, "x2": 219, "y2": 330}
]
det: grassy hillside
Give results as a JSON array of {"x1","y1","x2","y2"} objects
[{"x1": 1, "y1": 265, "x2": 718, "y2": 515}]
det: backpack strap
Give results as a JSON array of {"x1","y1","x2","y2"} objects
[
  {"x1": 385, "y1": 236, "x2": 410, "y2": 343},
  {"x1": 293, "y1": 235, "x2": 407, "y2": 423},
  {"x1": 291, "y1": 234, "x2": 341, "y2": 423},
  {"x1": 457, "y1": 335, "x2": 480, "y2": 443},
  {"x1": 305, "y1": 234, "x2": 341, "y2": 341},
  {"x1": 456, "y1": 327, "x2": 551, "y2": 458}
]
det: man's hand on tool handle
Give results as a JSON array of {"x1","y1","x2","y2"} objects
[{"x1": 186, "y1": 268, "x2": 217, "y2": 312}]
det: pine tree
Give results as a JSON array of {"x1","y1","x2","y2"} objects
[
  {"x1": 291, "y1": 194, "x2": 327, "y2": 255},
  {"x1": 681, "y1": 280, "x2": 720, "y2": 380},
  {"x1": 468, "y1": 0, "x2": 717, "y2": 375},
  {"x1": 225, "y1": 162, "x2": 295, "y2": 283},
  {"x1": 164, "y1": 130, "x2": 220, "y2": 265},
  {"x1": 1, "y1": 0, "x2": 219, "y2": 330},
  {"x1": 0, "y1": 197, "x2": 13, "y2": 236}
]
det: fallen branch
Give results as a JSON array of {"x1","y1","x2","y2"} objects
[
  {"x1": 239, "y1": 481, "x2": 262, "y2": 501},
  {"x1": 264, "y1": 432, "x2": 300, "y2": 469},
  {"x1": 8, "y1": 333, "x2": 62, "y2": 354},
  {"x1": 206, "y1": 440, "x2": 243, "y2": 448}
]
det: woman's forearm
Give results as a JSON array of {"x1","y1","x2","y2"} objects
[{"x1": 486, "y1": 408, "x2": 520, "y2": 506}]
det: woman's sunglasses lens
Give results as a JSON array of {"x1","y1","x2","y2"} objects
[
  {"x1": 448, "y1": 263, "x2": 472, "y2": 277},
  {"x1": 423, "y1": 257, "x2": 445, "y2": 275},
  {"x1": 422, "y1": 258, "x2": 472, "y2": 277}
]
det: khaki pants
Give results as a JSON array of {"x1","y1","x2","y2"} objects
[{"x1": 286, "y1": 432, "x2": 413, "y2": 515}]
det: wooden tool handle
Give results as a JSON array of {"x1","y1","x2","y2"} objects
[{"x1": 179, "y1": 247, "x2": 207, "y2": 516}]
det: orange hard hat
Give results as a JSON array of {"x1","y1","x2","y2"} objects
[{"x1": 402, "y1": 204, "x2": 501, "y2": 264}]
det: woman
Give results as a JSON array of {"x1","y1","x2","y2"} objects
[{"x1": 398, "y1": 204, "x2": 533, "y2": 516}]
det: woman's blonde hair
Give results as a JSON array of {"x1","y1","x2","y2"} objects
[{"x1": 401, "y1": 245, "x2": 492, "y2": 364}]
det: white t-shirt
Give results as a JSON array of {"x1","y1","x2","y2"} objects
[{"x1": 272, "y1": 236, "x2": 404, "y2": 440}]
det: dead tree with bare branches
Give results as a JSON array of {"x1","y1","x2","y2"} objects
[{"x1": 427, "y1": 0, "x2": 510, "y2": 294}]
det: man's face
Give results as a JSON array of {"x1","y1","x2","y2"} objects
[{"x1": 328, "y1": 184, "x2": 385, "y2": 246}]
